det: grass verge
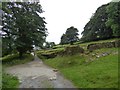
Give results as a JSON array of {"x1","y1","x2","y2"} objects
[
  {"x1": 44, "y1": 48, "x2": 118, "y2": 88},
  {"x1": 2, "y1": 72, "x2": 19, "y2": 88},
  {"x1": 2, "y1": 53, "x2": 34, "y2": 66}
]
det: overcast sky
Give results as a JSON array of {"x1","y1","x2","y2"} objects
[{"x1": 40, "y1": 0, "x2": 111, "y2": 44}]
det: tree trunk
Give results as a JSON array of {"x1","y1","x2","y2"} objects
[
  {"x1": 70, "y1": 41, "x2": 74, "y2": 45},
  {"x1": 19, "y1": 52, "x2": 23, "y2": 59}
]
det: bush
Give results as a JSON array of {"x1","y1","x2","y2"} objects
[{"x1": 1, "y1": 54, "x2": 19, "y2": 63}]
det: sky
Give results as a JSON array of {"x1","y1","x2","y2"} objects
[{"x1": 40, "y1": 0, "x2": 112, "y2": 44}]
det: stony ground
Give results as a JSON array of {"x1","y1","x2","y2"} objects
[{"x1": 5, "y1": 56, "x2": 76, "y2": 88}]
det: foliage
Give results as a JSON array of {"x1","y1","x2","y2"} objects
[
  {"x1": 60, "y1": 34, "x2": 69, "y2": 45},
  {"x1": 0, "y1": 2, "x2": 1, "y2": 9},
  {"x1": 2, "y1": 38, "x2": 14, "y2": 57},
  {"x1": 60, "y1": 26, "x2": 79, "y2": 45},
  {"x1": 43, "y1": 42, "x2": 56, "y2": 49},
  {"x1": 81, "y1": 2, "x2": 120, "y2": 42},
  {"x1": 0, "y1": 11, "x2": 2, "y2": 26},
  {"x1": 81, "y1": 4, "x2": 113, "y2": 42},
  {"x1": 0, "y1": 2, "x2": 2, "y2": 25},
  {"x1": 2, "y1": 2, "x2": 47, "y2": 57},
  {"x1": 106, "y1": 2, "x2": 120, "y2": 37}
]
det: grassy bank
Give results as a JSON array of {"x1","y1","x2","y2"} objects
[
  {"x1": 43, "y1": 48, "x2": 118, "y2": 88},
  {"x1": 2, "y1": 72, "x2": 19, "y2": 88},
  {"x1": 2, "y1": 53, "x2": 34, "y2": 66},
  {"x1": 2, "y1": 53, "x2": 34, "y2": 88}
]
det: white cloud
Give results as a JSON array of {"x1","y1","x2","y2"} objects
[{"x1": 40, "y1": 0, "x2": 111, "y2": 44}]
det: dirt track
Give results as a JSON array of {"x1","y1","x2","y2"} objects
[{"x1": 5, "y1": 56, "x2": 76, "y2": 88}]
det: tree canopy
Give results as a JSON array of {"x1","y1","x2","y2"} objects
[
  {"x1": 60, "y1": 34, "x2": 68, "y2": 45},
  {"x1": 2, "y1": 2, "x2": 47, "y2": 57},
  {"x1": 81, "y1": 2, "x2": 120, "y2": 42},
  {"x1": 0, "y1": 2, "x2": 2, "y2": 26},
  {"x1": 60, "y1": 26, "x2": 79, "y2": 45},
  {"x1": 43, "y1": 42, "x2": 56, "y2": 49},
  {"x1": 106, "y1": 1, "x2": 120, "y2": 37}
]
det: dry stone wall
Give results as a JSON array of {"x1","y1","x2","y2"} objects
[{"x1": 87, "y1": 40, "x2": 120, "y2": 52}]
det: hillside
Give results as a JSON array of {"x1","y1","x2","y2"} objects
[{"x1": 37, "y1": 38, "x2": 119, "y2": 88}]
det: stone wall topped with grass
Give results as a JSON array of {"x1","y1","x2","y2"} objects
[
  {"x1": 61, "y1": 45, "x2": 84, "y2": 56},
  {"x1": 37, "y1": 45, "x2": 84, "y2": 59},
  {"x1": 87, "y1": 40, "x2": 120, "y2": 52}
]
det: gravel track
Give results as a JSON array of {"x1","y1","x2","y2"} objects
[{"x1": 5, "y1": 56, "x2": 76, "y2": 88}]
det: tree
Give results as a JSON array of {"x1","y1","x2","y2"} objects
[
  {"x1": 66, "y1": 26, "x2": 79, "y2": 45},
  {"x1": 2, "y1": 2, "x2": 47, "y2": 58},
  {"x1": 0, "y1": 1, "x2": 2, "y2": 26},
  {"x1": 44, "y1": 42, "x2": 56, "y2": 49},
  {"x1": 81, "y1": 3, "x2": 113, "y2": 42},
  {"x1": 60, "y1": 26, "x2": 79, "y2": 45},
  {"x1": 0, "y1": 10, "x2": 2, "y2": 26},
  {"x1": 60, "y1": 34, "x2": 68, "y2": 45},
  {"x1": 106, "y1": 2, "x2": 120, "y2": 37},
  {"x1": 50, "y1": 42, "x2": 56, "y2": 48}
]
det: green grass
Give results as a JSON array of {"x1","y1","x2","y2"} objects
[
  {"x1": 44, "y1": 48, "x2": 118, "y2": 88},
  {"x1": 45, "y1": 54, "x2": 85, "y2": 68},
  {"x1": 0, "y1": 64, "x2": 2, "y2": 89},
  {"x1": 2, "y1": 53, "x2": 34, "y2": 66},
  {"x1": 2, "y1": 72, "x2": 19, "y2": 88}
]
